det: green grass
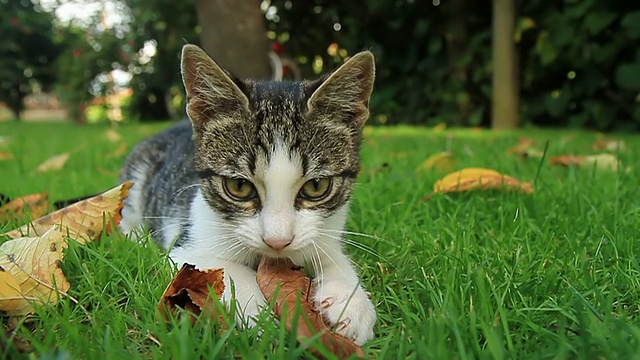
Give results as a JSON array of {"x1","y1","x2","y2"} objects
[{"x1": 1, "y1": 121, "x2": 640, "y2": 359}]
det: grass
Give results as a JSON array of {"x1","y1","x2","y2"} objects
[{"x1": 1, "y1": 121, "x2": 640, "y2": 359}]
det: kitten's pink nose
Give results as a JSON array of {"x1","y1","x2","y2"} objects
[{"x1": 263, "y1": 237, "x2": 293, "y2": 250}]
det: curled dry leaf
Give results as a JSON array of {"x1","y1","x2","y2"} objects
[
  {"x1": 35, "y1": 152, "x2": 70, "y2": 173},
  {"x1": 0, "y1": 226, "x2": 71, "y2": 315},
  {"x1": 0, "y1": 193, "x2": 49, "y2": 225},
  {"x1": 158, "y1": 264, "x2": 226, "y2": 324},
  {"x1": 549, "y1": 154, "x2": 619, "y2": 172},
  {"x1": 423, "y1": 168, "x2": 533, "y2": 200},
  {"x1": 257, "y1": 257, "x2": 365, "y2": 359},
  {"x1": 417, "y1": 152, "x2": 457, "y2": 174},
  {"x1": 1, "y1": 182, "x2": 133, "y2": 240}
]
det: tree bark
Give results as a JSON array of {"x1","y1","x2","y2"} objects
[
  {"x1": 491, "y1": 0, "x2": 519, "y2": 129},
  {"x1": 195, "y1": 0, "x2": 271, "y2": 79}
]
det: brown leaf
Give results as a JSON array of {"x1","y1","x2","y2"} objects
[
  {"x1": 549, "y1": 154, "x2": 619, "y2": 172},
  {"x1": 426, "y1": 167, "x2": 533, "y2": 200},
  {"x1": 0, "y1": 193, "x2": 49, "y2": 225},
  {"x1": 257, "y1": 258, "x2": 365, "y2": 359},
  {"x1": 35, "y1": 153, "x2": 70, "y2": 173},
  {"x1": 158, "y1": 264, "x2": 225, "y2": 324},
  {"x1": 0, "y1": 151, "x2": 14, "y2": 161},
  {"x1": 1, "y1": 182, "x2": 133, "y2": 240},
  {"x1": 0, "y1": 226, "x2": 71, "y2": 315}
]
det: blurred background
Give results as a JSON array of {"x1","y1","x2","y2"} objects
[{"x1": 1, "y1": 0, "x2": 639, "y2": 131}]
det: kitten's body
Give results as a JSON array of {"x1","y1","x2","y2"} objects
[{"x1": 119, "y1": 45, "x2": 376, "y2": 345}]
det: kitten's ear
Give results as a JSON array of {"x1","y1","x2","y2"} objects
[
  {"x1": 181, "y1": 44, "x2": 249, "y2": 129},
  {"x1": 307, "y1": 51, "x2": 375, "y2": 128}
]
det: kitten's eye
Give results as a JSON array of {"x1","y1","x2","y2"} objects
[
  {"x1": 223, "y1": 178, "x2": 256, "y2": 201},
  {"x1": 299, "y1": 178, "x2": 332, "y2": 201}
]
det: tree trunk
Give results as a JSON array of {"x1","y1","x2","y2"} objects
[
  {"x1": 195, "y1": 0, "x2": 271, "y2": 79},
  {"x1": 491, "y1": 0, "x2": 519, "y2": 130}
]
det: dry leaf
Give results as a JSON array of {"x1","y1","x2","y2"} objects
[
  {"x1": 257, "y1": 258, "x2": 365, "y2": 359},
  {"x1": 0, "y1": 270, "x2": 23, "y2": 312},
  {"x1": 0, "y1": 226, "x2": 71, "y2": 315},
  {"x1": 0, "y1": 151, "x2": 14, "y2": 161},
  {"x1": 104, "y1": 129, "x2": 122, "y2": 142},
  {"x1": 591, "y1": 139, "x2": 626, "y2": 152},
  {"x1": 507, "y1": 137, "x2": 543, "y2": 158},
  {"x1": 35, "y1": 153, "x2": 70, "y2": 173},
  {"x1": 0, "y1": 193, "x2": 49, "y2": 225},
  {"x1": 1, "y1": 182, "x2": 132, "y2": 240},
  {"x1": 549, "y1": 154, "x2": 619, "y2": 172},
  {"x1": 425, "y1": 167, "x2": 533, "y2": 200},
  {"x1": 107, "y1": 142, "x2": 127, "y2": 158},
  {"x1": 417, "y1": 152, "x2": 457, "y2": 174},
  {"x1": 158, "y1": 264, "x2": 225, "y2": 324}
]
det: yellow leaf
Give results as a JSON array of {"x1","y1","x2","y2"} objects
[
  {"x1": 0, "y1": 270, "x2": 23, "y2": 312},
  {"x1": 36, "y1": 153, "x2": 70, "y2": 173},
  {"x1": 0, "y1": 226, "x2": 71, "y2": 315},
  {"x1": 2, "y1": 182, "x2": 133, "y2": 240},
  {"x1": 417, "y1": 152, "x2": 457, "y2": 174},
  {"x1": 433, "y1": 167, "x2": 533, "y2": 194}
]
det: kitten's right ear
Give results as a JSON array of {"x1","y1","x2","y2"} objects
[{"x1": 181, "y1": 44, "x2": 249, "y2": 129}]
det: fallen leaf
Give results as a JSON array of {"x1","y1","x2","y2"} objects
[
  {"x1": 107, "y1": 142, "x2": 127, "y2": 158},
  {"x1": 158, "y1": 264, "x2": 226, "y2": 324},
  {"x1": 428, "y1": 167, "x2": 533, "y2": 198},
  {"x1": 35, "y1": 153, "x2": 70, "y2": 173},
  {"x1": 0, "y1": 226, "x2": 71, "y2": 315},
  {"x1": 0, "y1": 151, "x2": 13, "y2": 161},
  {"x1": 104, "y1": 128, "x2": 122, "y2": 142},
  {"x1": 1, "y1": 182, "x2": 133, "y2": 240},
  {"x1": 591, "y1": 139, "x2": 626, "y2": 152},
  {"x1": 507, "y1": 137, "x2": 543, "y2": 158},
  {"x1": 0, "y1": 270, "x2": 23, "y2": 312},
  {"x1": 257, "y1": 257, "x2": 365, "y2": 359},
  {"x1": 0, "y1": 193, "x2": 49, "y2": 225},
  {"x1": 417, "y1": 152, "x2": 457, "y2": 174},
  {"x1": 549, "y1": 154, "x2": 619, "y2": 172}
]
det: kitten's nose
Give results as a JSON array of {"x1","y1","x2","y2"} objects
[{"x1": 263, "y1": 236, "x2": 293, "y2": 250}]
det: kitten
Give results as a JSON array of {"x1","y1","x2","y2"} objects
[{"x1": 118, "y1": 44, "x2": 376, "y2": 345}]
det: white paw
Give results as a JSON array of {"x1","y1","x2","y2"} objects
[{"x1": 314, "y1": 280, "x2": 376, "y2": 346}]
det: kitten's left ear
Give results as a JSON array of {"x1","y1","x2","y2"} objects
[
  {"x1": 307, "y1": 51, "x2": 375, "y2": 129},
  {"x1": 180, "y1": 44, "x2": 250, "y2": 130}
]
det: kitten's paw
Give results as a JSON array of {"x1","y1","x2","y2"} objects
[{"x1": 315, "y1": 280, "x2": 376, "y2": 346}]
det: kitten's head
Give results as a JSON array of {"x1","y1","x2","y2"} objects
[{"x1": 181, "y1": 44, "x2": 374, "y2": 259}]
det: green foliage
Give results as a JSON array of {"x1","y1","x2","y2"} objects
[
  {"x1": 0, "y1": 0, "x2": 60, "y2": 120},
  {"x1": 520, "y1": 0, "x2": 640, "y2": 130},
  {"x1": 266, "y1": 0, "x2": 639, "y2": 130}
]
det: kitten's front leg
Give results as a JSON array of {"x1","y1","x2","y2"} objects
[
  {"x1": 312, "y1": 248, "x2": 376, "y2": 346},
  {"x1": 171, "y1": 252, "x2": 266, "y2": 326}
]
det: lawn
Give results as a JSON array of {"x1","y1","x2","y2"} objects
[{"x1": 1, "y1": 121, "x2": 640, "y2": 359}]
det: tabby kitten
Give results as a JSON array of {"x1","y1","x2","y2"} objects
[{"x1": 119, "y1": 44, "x2": 376, "y2": 345}]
